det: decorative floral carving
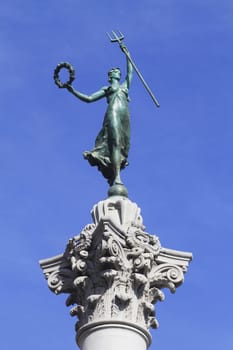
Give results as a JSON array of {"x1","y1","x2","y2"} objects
[
  {"x1": 40, "y1": 197, "x2": 192, "y2": 334},
  {"x1": 149, "y1": 264, "x2": 184, "y2": 293},
  {"x1": 47, "y1": 271, "x2": 62, "y2": 294}
]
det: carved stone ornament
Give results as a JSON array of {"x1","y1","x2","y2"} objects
[{"x1": 40, "y1": 196, "x2": 192, "y2": 336}]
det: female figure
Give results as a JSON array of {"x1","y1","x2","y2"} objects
[{"x1": 66, "y1": 45, "x2": 133, "y2": 189}]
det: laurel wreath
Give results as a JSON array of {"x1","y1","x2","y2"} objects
[{"x1": 53, "y1": 62, "x2": 75, "y2": 88}]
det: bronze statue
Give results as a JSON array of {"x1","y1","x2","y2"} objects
[
  {"x1": 54, "y1": 31, "x2": 159, "y2": 197},
  {"x1": 66, "y1": 43, "x2": 132, "y2": 191}
]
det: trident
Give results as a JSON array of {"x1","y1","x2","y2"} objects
[{"x1": 107, "y1": 30, "x2": 160, "y2": 108}]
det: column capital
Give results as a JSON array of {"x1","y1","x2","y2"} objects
[{"x1": 40, "y1": 196, "x2": 192, "y2": 337}]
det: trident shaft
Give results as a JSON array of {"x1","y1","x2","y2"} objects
[{"x1": 107, "y1": 30, "x2": 160, "y2": 108}]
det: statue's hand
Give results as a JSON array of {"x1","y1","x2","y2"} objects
[
  {"x1": 66, "y1": 84, "x2": 74, "y2": 93},
  {"x1": 119, "y1": 42, "x2": 128, "y2": 53}
]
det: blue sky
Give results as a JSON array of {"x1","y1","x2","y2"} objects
[{"x1": 1, "y1": 0, "x2": 233, "y2": 349}]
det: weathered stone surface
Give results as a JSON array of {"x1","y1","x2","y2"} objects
[{"x1": 39, "y1": 196, "x2": 192, "y2": 339}]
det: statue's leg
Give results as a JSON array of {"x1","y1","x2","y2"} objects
[
  {"x1": 108, "y1": 117, "x2": 122, "y2": 185},
  {"x1": 111, "y1": 145, "x2": 122, "y2": 185}
]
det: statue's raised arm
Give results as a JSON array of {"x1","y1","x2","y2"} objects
[{"x1": 119, "y1": 42, "x2": 133, "y2": 89}]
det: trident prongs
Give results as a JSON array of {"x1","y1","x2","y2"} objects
[{"x1": 106, "y1": 30, "x2": 125, "y2": 43}]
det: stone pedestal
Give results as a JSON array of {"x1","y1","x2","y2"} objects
[{"x1": 39, "y1": 196, "x2": 192, "y2": 349}]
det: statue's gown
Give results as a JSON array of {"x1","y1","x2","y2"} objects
[{"x1": 83, "y1": 84, "x2": 130, "y2": 184}]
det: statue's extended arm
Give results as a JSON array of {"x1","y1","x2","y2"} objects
[
  {"x1": 120, "y1": 43, "x2": 133, "y2": 89},
  {"x1": 66, "y1": 85, "x2": 106, "y2": 103}
]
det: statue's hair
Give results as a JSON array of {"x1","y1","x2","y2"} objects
[{"x1": 108, "y1": 67, "x2": 121, "y2": 76}]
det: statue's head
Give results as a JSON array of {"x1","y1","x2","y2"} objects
[{"x1": 108, "y1": 67, "x2": 121, "y2": 82}]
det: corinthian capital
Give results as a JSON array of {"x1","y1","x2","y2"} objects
[{"x1": 40, "y1": 196, "x2": 192, "y2": 334}]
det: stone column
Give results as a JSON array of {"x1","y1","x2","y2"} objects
[
  {"x1": 78, "y1": 322, "x2": 150, "y2": 350},
  {"x1": 40, "y1": 196, "x2": 192, "y2": 350}
]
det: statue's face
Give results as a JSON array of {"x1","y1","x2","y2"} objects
[{"x1": 108, "y1": 68, "x2": 121, "y2": 81}]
